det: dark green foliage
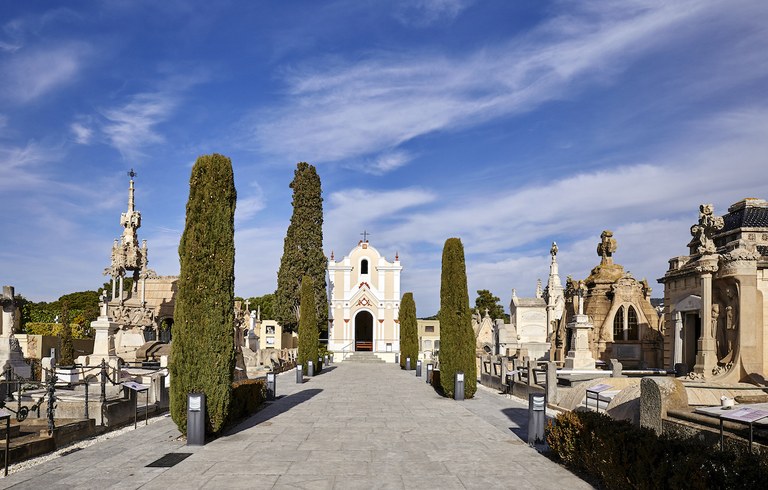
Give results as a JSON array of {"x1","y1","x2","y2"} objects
[
  {"x1": 546, "y1": 410, "x2": 768, "y2": 490},
  {"x1": 297, "y1": 275, "x2": 319, "y2": 375},
  {"x1": 275, "y1": 162, "x2": 328, "y2": 333},
  {"x1": 244, "y1": 293, "x2": 275, "y2": 320},
  {"x1": 58, "y1": 303, "x2": 75, "y2": 366},
  {"x1": 227, "y1": 378, "x2": 267, "y2": 426},
  {"x1": 399, "y1": 293, "x2": 418, "y2": 369},
  {"x1": 473, "y1": 289, "x2": 508, "y2": 321},
  {"x1": 19, "y1": 290, "x2": 99, "y2": 332},
  {"x1": 437, "y1": 238, "x2": 477, "y2": 398},
  {"x1": 170, "y1": 153, "x2": 237, "y2": 436}
]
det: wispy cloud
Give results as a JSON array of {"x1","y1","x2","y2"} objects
[
  {"x1": 70, "y1": 121, "x2": 93, "y2": 144},
  {"x1": 393, "y1": 0, "x2": 473, "y2": 27},
  {"x1": 251, "y1": 1, "x2": 764, "y2": 169},
  {"x1": 1, "y1": 43, "x2": 89, "y2": 103},
  {"x1": 101, "y1": 92, "x2": 176, "y2": 160}
]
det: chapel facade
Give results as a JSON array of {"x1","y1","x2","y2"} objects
[{"x1": 326, "y1": 239, "x2": 402, "y2": 362}]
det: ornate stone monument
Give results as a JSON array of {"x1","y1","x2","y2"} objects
[
  {"x1": 564, "y1": 281, "x2": 597, "y2": 370},
  {"x1": 0, "y1": 286, "x2": 32, "y2": 378}
]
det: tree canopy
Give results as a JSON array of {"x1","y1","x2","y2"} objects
[{"x1": 473, "y1": 289, "x2": 507, "y2": 321}]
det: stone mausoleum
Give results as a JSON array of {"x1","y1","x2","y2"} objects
[
  {"x1": 659, "y1": 198, "x2": 768, "y2": 383},
  {"x1": 326, "y1": 238, "x2": 402, "y2": 362}
]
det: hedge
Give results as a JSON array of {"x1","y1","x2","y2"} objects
[
  {"x1": 546, "y1": 410, "x2": 768, "y2": 489},
  {"x1": 227, "y1": 378, "x2": 267, "y2": 426}
]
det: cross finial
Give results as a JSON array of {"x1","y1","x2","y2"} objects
[
  {"x1": 360, "y1": 230, "x2": 371, "y2": 242},
  {"x1": 128, "y1": 168, "x2": 136, "y2": 179}
]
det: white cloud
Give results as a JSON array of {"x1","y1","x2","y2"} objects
[
  {"x1": 394, "y1": 0, "x2": 473, "y2": 27},
  {"x1": 101, "y1": 92, "x2": 176, "y2": 159},
  {"x1": 251, "y1": 0, "x2": 765, "y2": 168},
  {"x1": 367, "y1": 150, "x2": 414, "y2": 174},
  {"x1": 70, "y1": 121, "x2": 93, "y2": 144},
  {"x1": 1, "y1": 43, "x2": 88, "y2": 103}
]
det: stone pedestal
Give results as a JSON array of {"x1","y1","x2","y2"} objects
[
  {"x1": 0, "y1": 337, "x2": 32, "y2": 379},
  {"x1": 88, "y1": 315, "x2": 119, "y2": 365},
  {"x1": 564, "y1": 314, "x2": 596, "y2": 370}
]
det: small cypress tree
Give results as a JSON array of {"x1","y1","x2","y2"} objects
[
  {"x1": 59, "y1": 302, "x2": 75, "y2": 367},
  {"x1": 297, "y1": 275, "x2": 318, "y2": 375},
  {"x1": 170, "y1": 153, "x2": 237, "y2": 435},
  {"x1": 437, "y1": 238, "x2": 477, "y2": 398},
  {"x1": 275, "y1": 163, "x2": 328, "y2": 334},
  {"x1": 399, "y1": 292, "x2": 418, "y2": 369}
]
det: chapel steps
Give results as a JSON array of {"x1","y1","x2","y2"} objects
[{"x1": 343, "y1": 352, "x2": 386, "y2": 363}]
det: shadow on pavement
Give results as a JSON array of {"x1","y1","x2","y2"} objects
[
  {"x1": 224, "y1": 388, "x2": 323, "y2": 435},
  {"x1": 501, "y1": 407, "x2": 529, "y2": 440}
]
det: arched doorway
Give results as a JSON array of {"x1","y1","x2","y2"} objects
[{"x1": 354, "y1": 311, "x2": 373, "y2": 351}]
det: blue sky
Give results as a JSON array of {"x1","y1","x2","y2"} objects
[{"x1": 1, "y1": 0, "x2": 766, "y2": 316}]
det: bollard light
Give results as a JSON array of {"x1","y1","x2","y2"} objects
[
  {"x1": 296, "y1": 364, "x2": 303, "y2": 384},
  {"x1": 187, "y1": 393, "x2": 206, "y2": 446},
  {"x1": 406, "y1": 357, "x2": 411, "y2": 371},
  {"x1": 266, "y1": 372, "x2": 276, "y2": 401},
  {"x1": 426, "y1": 363, "x2": 434, "y2": 384},
  {"x1": 416, "y1": 360, "x2": 422, "y2": 377},
  {"x1": 454, "y1": 372, "x2": 465, "y2": 401}
]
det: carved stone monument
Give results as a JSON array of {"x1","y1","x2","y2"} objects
[
  {"x1": 564, "y1": 281, "x2": 597, "y2": 370},
  {"x1": 0, "y1": 286, "x2": 32, "y2": 378}
]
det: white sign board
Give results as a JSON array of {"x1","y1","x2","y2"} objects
[
  {"x1": 189, "y1": 396, "x2": 202, "y2": 412},
  {"x1": 122, "y1": 381, "x2": 149, "y2": 391}
]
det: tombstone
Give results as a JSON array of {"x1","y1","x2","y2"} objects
[{"x1": 0, "y1": 286, "x2": 31, "y2": 379}]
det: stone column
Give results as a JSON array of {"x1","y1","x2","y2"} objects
[
  {"x1": 673, "y1": 311, "x2": 683, "y2": 367},
  {"x1": 693, "y1": 255, "x2": 718, "y2": 376}
]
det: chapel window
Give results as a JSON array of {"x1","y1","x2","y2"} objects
[
  {"x1": 361, "y1": 259, "x2": 369, "y2": 275},
  {"x1": 425, "y1": 325, "x2": 435, "y2": 333},
  {"x1": 613, "y1": 306, "x2": 625, "y2": 340},
  {"x1": 627, "y1": 306, "x2": 639, "y2": 341}
]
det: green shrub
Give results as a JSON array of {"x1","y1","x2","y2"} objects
[
  {"x1": 25, "y1": 322, "x2": 90, "y2": 339},
  {"x1": 227, "y1": 378, "x2": 266, "y2": 426},
  {"x1": 546, "y1": 410, "x2": 768, "y2": 489}
]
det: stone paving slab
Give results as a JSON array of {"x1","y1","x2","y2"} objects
[{"x1": 0, "y1": 363, "x2": 591, "y2": 489}]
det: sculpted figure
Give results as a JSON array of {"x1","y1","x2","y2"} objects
[
  {"x1": 597, "y1": 231, "x2": 617, "y2": 265},
  {"x1": 690, "y1": 204, "x2": 724, "y2": 255}
]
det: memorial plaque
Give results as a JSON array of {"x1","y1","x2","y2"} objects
[
  {"x1": 721, "y1": 408, "x2": 768, "y2": 423},
  {"x1": 588, "y1": 383, "x2": 612, "y2": 393},
  {"x1": 122, "y1": 381, "x2": 149, "y2": 391}
]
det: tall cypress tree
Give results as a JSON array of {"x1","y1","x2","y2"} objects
[
  {"x1": 438, "y1": 238, "x2": 477, "y2": 398},
  {"x1": 59, "y1": 302, "x2": 75, "y2": 366},
  {"x1": 170, "y1": 153, "x2": 237, "y2": 435},
  {"x1": 275, "y1": 162, "x2": 328, "y2": 334},
  {"x1": 399, "y1": 292, "x2": 418, "y2": 370},
  {"x1": 297, "y1": 275, "x2": 318, "y2": 375}
]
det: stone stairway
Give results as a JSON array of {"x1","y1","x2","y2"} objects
[{"x1": 343, "y1": 352, "x2": 386, "y2": 364}]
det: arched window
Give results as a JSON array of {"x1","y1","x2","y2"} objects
[
  {"x1": 361, "y1": 259, "x2": 369, "y2": 275},
  {"x1": 627, "y1": 306, "x2": 639, "y2": 341},
  {"x1": 613, "y1": 306, "x2": 625, "y2": 340}
]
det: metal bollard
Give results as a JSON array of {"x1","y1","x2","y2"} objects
[
  {"x1": 426, "y1": 363, "x2": 434, "y2": 384},
  {"x1": 454, "y1": 372, "x2": 465, "y2": 401},
  {"x1": 266, "y1": 372, "x2": 276, "y2": 401},
  {"x1": 416, "y1": 360, "x2": 422, "y2": 377},
  {"x1": 296, "y1": 364, "x2": 303, "y2": 384},
  {"x1": 324, "y1": 355, "x2": 329, "y2": 366},
  {"x1": 187, "y1": 393, "x2": 206, "y2": 446},
  {"x1": 406, "y1": 357, "x2": 411, "y2": 371},
  {"x1": 527, "y1": 393, "x2": 546, "y2": 445},
  {"x1": 308, "y1": 361, "x2": 314, "y2": 377}
]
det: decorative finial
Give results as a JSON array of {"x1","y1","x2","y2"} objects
[
  {"x1": 395, "y1": 251, "x2": 399, "y2": 261},
  {"x1": 597, "y1": 230, "x2": 617, "y2": 265},
  {"x1": 128, "y1": 168, "x2": 136, "y2": 179},
  {"x1": 550, "y1": 241, "x2": 558, "y2": 257},
  {"x1": 330, "y1": 250, "x2": 335, "y2": 261},
  {"x1": 360, "y1": 230, "x2": 371, "y2": 242}
]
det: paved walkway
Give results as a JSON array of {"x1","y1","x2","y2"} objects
[{"x1": 0, "y1": 362, "x2": 591, "y2": 489}]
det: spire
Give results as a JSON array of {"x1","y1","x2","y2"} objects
[
  {"x1": 536, "y1": 279, "x2": 543, "y2": 299},
  {"x1": 545, "y1": 241, "x2": 564, "y2": 306}
]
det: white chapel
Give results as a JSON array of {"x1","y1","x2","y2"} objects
[{"x1": 327, "y1": 238, "x2": 402, "y2": 362}]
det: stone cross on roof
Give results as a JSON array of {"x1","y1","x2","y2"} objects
[{"x1": 360, "y1": 230, "x2": 371, "y2": 242}]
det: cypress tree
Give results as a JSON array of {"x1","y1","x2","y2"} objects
[
  {"x1": 275, "y1": 162, "x2": 328, "y2": 334},
  {"x1": 170, "y1": 153, "x2": 237, "y2": 435},
  {"x1": 59, "y1": 302, "x2": 75, "y2": 366},
  {"x1": 437, "y1": 238, "x2": 477, "y2": 398},
  {"x1": 399, "y1": 292, "x2": 418, "y2": 370},
  {"x1": 297, "y1": 275, "x2": 318, "y2": 375}
]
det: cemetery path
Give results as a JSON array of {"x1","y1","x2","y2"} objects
[{"x1": 0, "y1": 362, "x2": 592, "y2": 489}]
